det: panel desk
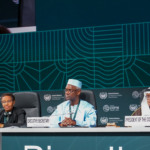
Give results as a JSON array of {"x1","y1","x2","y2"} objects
[{"x1": 1, "y1": 127, "x2": 150, "y2": 150}]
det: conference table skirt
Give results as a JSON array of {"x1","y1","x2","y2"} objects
[{"x1": 1, "y1": 127, "x2": 150, "y2": 150}]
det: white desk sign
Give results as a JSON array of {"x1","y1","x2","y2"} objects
[
  {"x1": 125, "y1": 116, "x2": 150, "y2": 127},
  {"x1": 27, "y1": 117, "x2": 50, "y2": 127}
]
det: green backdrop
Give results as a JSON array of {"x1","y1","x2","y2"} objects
[
  {"x1": 0, "y1": 22, "x2": 150, "y2": 92},
  {"x1": 0, "y1": 0, "x2": 150, "y2": 127}
]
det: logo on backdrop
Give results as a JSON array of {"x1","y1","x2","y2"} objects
[
  {"x1": 103, "y1": 105, "x2": 119, "y2": 112},
  {"x1": 100, "y1": 117, "x2": 122, "y2": 124},
  {"x1": 44, "y1": 94, "x2": 51, "y2": 101},
  {"x1": 44, "y1": 94, "x2": 64, "y2": 101},
  {"x1": 99, "y1": 92, "x2": 107, "y2": 99},
  {"x1": 100, "y1": 117, "x2": 108, "y2": 124},
  {"x1": 129, "y1": 104, "x2": 138, "y2": 111},
  {"x1": 103, "y1": 105, "x2": 110, "y2": 112},
  {"x1": 99, "y1": 92, "x2": 122, "y2": 99},
  {"x1": 132, "y1": 91, "x2": 140, "y2": 99},
  {"x1": 47, "y1": 106, "x2": 56, "y2": 113}
]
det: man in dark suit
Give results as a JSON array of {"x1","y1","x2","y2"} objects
[{"x1": 0, "y1": 93, "x2": 26, "y2": 128}]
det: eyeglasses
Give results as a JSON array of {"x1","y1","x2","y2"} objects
[
  {"x1": 1, "y1": 100, "x2": 13, "y2": 104},
  {"x1": 65, "y1": 89, "x2": 78, "y2": 93},
  {"x1": 146, "y1": 95, "x2": 150, "y2": 99}
]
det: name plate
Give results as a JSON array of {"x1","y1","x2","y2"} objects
[
  {"x1": 125, "y1": 116, "x2": 150, "y2": 127},
  {"x1": 27, "y1": 117, "x2": 50, "y2": 127}
]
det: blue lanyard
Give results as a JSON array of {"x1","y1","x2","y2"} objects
[{"x1": 69, "y1": 100, "x2": 80, "y2": 120}]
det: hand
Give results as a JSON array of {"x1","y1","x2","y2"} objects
[
  {"x1": 59, "y1": 117, "x2": 76, "y2": 127},
  {"x1": 0, "y1": 123, "x2": 4, "y2": 128}
]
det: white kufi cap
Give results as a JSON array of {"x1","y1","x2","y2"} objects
[{"x1": 67, "y1": 79, "x2": 82, "y2": 89}]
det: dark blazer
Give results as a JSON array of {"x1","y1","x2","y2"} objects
[{"x1": 0, "y1": 107, "x2": 26, "y2": 127}]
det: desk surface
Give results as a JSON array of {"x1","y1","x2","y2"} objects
[{"x1": 0, "y1": 127, "x2": 150, "y2": 133}]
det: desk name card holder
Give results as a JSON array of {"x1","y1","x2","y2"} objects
[
  {"x1": 27, "y1": 117, "x2": 50, "y2": 128},
  {"x1": 125, "y1": 116, "x2": 150, "y2": 127}
]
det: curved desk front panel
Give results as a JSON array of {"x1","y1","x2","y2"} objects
[{"x1": 1, "y1": 127, "x2": 150, "y2": 150}]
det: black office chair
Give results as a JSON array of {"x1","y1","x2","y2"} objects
[
  {"x1": 80, "y1": 90, "x2": 97, "y2": 126},
  {"x1": 80, "y1": 90, "x2": 97, "y2": 110},
  {"x1": 13, "y1": 92, "x2": 41, "y2": 118}
]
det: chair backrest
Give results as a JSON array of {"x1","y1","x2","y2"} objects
[
  {"x1": 13, "y1": 92, "x2": 41, "y2": 118},
  {"x1": 79, "y1": 90, "x2": 97, "y2": 109}
]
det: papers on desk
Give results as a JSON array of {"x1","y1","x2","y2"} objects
[
  {"x1": 125, "y1": 116, "x2": 150, "y2": 127},
  {"x1": 27, "y1": 117, "x2": 50, "y2": 128}
]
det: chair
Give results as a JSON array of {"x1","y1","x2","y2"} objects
[
  {"x1": 80, "y1": 90, "x2": 97, "y2": 109},
  {"x1": 80, "y1": 90, "x2": 97, "y2": 126},
  {"x1": 13, "y1": 92, "x2": 41, "y2": 118}
]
